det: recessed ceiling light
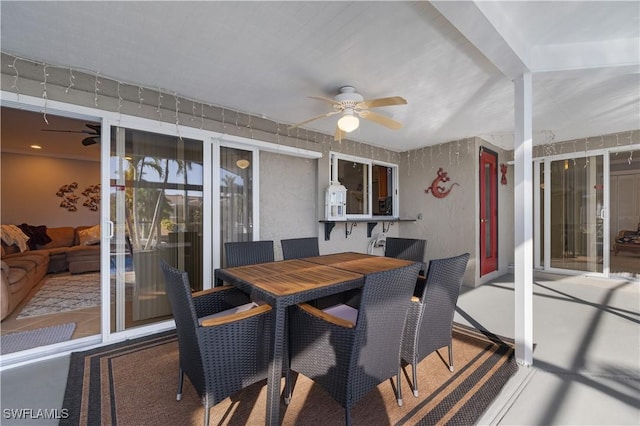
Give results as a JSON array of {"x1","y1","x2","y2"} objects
[{"x1": 30, "y1": 145, "x2": 42, "y2": 150}]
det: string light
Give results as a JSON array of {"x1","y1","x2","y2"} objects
[
  {"x1": 156, "y1": 89, "x2": 163, "y2": 118},
  {"x1": 41, "y1": 63, "x2": 49, "y2": 124},
  {"x1": 117, "y1": 82, "x2": 123, "y2": 117},
  {"x1": 9, "y1": 57, "x2": 19, "y2": 95},
  {"x1": 174, "y1": 92, "x2": 182, "y2": 142},
  {"x1": 94, "y1": 72, "x2": 101, "y2": 107},
  {"x1": 4, "y1": 52, "x2": 637, "y2": 179},
  {"x1": 430, "y1": 146, "x2": 434, "y2": 169},
  {"x1": 65, "y1": 67, "x2": 75, "y2": 93}
]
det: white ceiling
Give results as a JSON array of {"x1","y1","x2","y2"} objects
[{"x1": 1, "y1": 1, "x2": 639, "y2": 153}]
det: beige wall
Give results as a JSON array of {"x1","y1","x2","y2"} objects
[
  {"x1": 1, "y1": 153, "x2": 100, "y2": 227},
  {"x1": 259, "y1": 151, "x2": 319, "y2": 260},
  {"x1": 398, "y1": 138, "x2": 514, "y2": 287}
]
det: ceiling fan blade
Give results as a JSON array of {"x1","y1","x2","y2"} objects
[
  {"x1": 41, "y1": 129, "x2": 94, "y2": 134},
  {"x1": 309, "y1": 96, "x2": 342, "y2": 106},
  {"x1": 334, "y1": 126, "x2": 345, "y2": 141},
  {"x1": 358, "y1": 110, "x2": 403, "y2": 130},
  {"x1": 288, "y1": 111, "x2": 339, "y2": 130},
  {"x1": 357, "y1": 96, "x2": 407, "y2": 109},
  {"x1": 82, "y1": 137, "x2": 99, "y2": 146},
  {"x1": 85, "y1": 124, "x2": 101, "y2": 134}
]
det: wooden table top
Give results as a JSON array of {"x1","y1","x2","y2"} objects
[
  {"x1": 304, "y1": 252, "x2": 416, "y2": 274},
  {"x1": 219, "y1": 253, "x2": 417, "y2": 297},
  {"x1": 302, "y1": 252, "x2": 373, "y2": 265},
  {"x1": 220, "y1": 260, "x2": 362, "y2": 297}
]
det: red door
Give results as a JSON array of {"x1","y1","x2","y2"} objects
[{"x1": 480, "y1": 148, "x2": 498, "y2": 276}]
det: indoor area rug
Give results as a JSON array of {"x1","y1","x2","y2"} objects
[
  {"x1": 61, "y1": 324, "x2": 517, "y2": 426},
  {"x1": 17, "y1": 273, "x2": 102, "y2": 318},
  {"x1": 1, "y1": 322, "x2": 75, "y2": 354},
  {"x1": 17, "y1": 273, "x2": 133, "y2": 319}
]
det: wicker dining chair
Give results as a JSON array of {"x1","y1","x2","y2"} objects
[
  {"x1": 400, "y1": 252, "x2": 470, "y2": 397},
  {"x1": 281, "y1": 237, "x2": 320, "y2": 260},
  {"x1": 224, "y1": 240, "x2": 274, "y2": 267},
  {"x1": 160, "y1": 260, "x2": 272, "y2": 426},
  {"x1": 384, "y1": 237, "x2": 427, "y2": 274},
  {"x1": 286, "y1": 262, "x2": 421, "y2": 425}
]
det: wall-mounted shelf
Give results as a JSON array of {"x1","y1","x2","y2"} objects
[{"x1": 319, "y1": 218, "x2": 417, "y2": 240}]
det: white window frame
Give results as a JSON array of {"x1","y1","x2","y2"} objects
[{"x1": 330, "y1": 151, "x2": 399, "y2": 219}]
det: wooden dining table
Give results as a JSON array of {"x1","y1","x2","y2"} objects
[{"x1": 214, "y1": 252, "x2": 416, "y2": 426}]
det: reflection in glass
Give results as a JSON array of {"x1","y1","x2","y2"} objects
[
  {"x1": 220, "y1": 147, "x2": 253, "y2": 266},
  {"x1": 549, "y1": 156, "x2": 603, "y2": 273},
  {"x1": 110, "y1": 127, "x2": 203, "y2": 332}
]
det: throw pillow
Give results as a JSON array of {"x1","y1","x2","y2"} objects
[
  {"x1": 17, "y1": 224, "x2": 53, "y2": 250},
  {"x1": 78, "y1": 225, "x2": 101, "y2": 246}
]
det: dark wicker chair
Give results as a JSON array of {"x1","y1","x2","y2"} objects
[
  {"x1": 400, "y1": 253, "x2": 470, "y2": 397},
  {"x1": 287, "y1": 262, "x2": 421, "y2": 425},
  {"x1": 160, "y1": 260, "x2": 272, "y2": 426},
  {"x1": 281, "y1": 237, "x2": 320, "y2": 260},
  {"x1": 384, "y1": 237, "x2": 427, "y2": 274},
  {"x1": 224, "y1": 240, "x2": 274, "y2": 267}
]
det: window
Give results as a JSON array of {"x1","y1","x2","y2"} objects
[{"x1": 330, "y1": 152, "x2": 397, "y2": 218}]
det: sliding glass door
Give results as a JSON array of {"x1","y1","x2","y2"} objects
[
  {"x1": 545, "y1": 154, "x2": 606, "y2": 274},
  {"x1": 219, "y1": 146, "x2": 254, "y2": 267},
  {"x1": 110, "y1": 126, "x2": 203, "y2": 331}
]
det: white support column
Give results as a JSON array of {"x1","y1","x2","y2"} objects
[{"x1": 514, "y1": 73, "x2": 534, "y2": 366}]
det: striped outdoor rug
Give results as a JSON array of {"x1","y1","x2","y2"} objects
[{"x1": 61, "y1": 323, "x2": 517, "y2": 425}]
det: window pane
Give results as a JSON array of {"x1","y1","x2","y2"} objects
[
  {"x1": 338, "y1": 159, "x2": 369, "y2": 215},
  {"x1": 220, "y1": 147, "x2": 253, "y2": 265},
  {"x1": 372, "y1": 164, "x2": 393, "y2": 216}
]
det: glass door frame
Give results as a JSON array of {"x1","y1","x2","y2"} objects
[
  {"x1": 536, "y1": 149, "x2": 610, "y2": 277},
  {"x1": 103, "y1": 116, "x2": 215, "y2": 342}
]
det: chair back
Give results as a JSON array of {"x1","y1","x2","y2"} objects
[
  {"x1": 281, "y1": 237, "x2": 319, "y2": 260},
  {"x1": 417, "y1": 253, "x2": 469, "y2": 352},
  {"x1": 160, "y1": 260, "x2": 205, "y2": 392},
  {"x1": 384, "y1": 237, "x2": 426, "y2": 270},
  {"x1": 352, "y1": 262, "x2": 421, "y2": 393},
  {"x1": 224, "y1": 240, "x2": 274, "y2": 267}
]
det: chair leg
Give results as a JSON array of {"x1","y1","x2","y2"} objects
[
  {"x1": 284, "y1": 369, "x2": 292, "y2": 404},
  {"x1": 412, "y1": 360, "x2": 419, "y2": 397},
  {"x1": 396, "y1": 367, "x2": 404, "y2": 406},
  {"x1": 448, "y1": 343, "x2": 454, "y2": 372},
  {"x1": 203, "y1": 405, "x2": 210, "y2": 426},
  {"x1": 177, "y1": 368, "x2": 184, "y2": 401},
  {"x1": 345, "y1": 407, "x2": 352, "y2": 426}
]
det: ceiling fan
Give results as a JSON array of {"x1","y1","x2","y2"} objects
[
  {"x1": 288, "y1": 86, "x2": 407, "y2": 141},
  {"x1": 41, "y1": 123, "x2": 101, "y2": 146}
]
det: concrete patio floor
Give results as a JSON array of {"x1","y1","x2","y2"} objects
[{"x1": 1, "y1": 271, "x2": 639, "y2": 425}]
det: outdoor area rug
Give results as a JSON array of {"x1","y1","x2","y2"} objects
[
  {"x1": 61, "y1": 323, "x2": 517, "y2": 425},
  {"x1": 1, "y1": 322, "x2": 75, "y2": 354}
]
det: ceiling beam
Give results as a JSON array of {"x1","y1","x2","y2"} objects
[
  {"x1": 530, "y1": 38, "x2": 640, "y2": 79},
  {"x1": 430, "y1": 1, "x2": 530, "y2": 80}
]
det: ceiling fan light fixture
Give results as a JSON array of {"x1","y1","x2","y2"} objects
[
  {"x1": 236, "y1": 159, "x2": 250, "y2": 169},
  {"x1": 337, "y1": 113, "x2": 359, "y2": 133}
]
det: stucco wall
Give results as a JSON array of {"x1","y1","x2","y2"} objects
[
  {"x1": 259, "y1": 151, "x2": 318, "y2": 260},
  {"x1": 398, "y1": 138, "x2": 514, "y2": 287}
]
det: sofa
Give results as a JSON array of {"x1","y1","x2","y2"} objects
[
  {"x1": 613, "y1": 228, "x2": 640, "y2": 255},
  {"x1": 1, "y1": 224, "x2": 101, "y2": 320}
]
